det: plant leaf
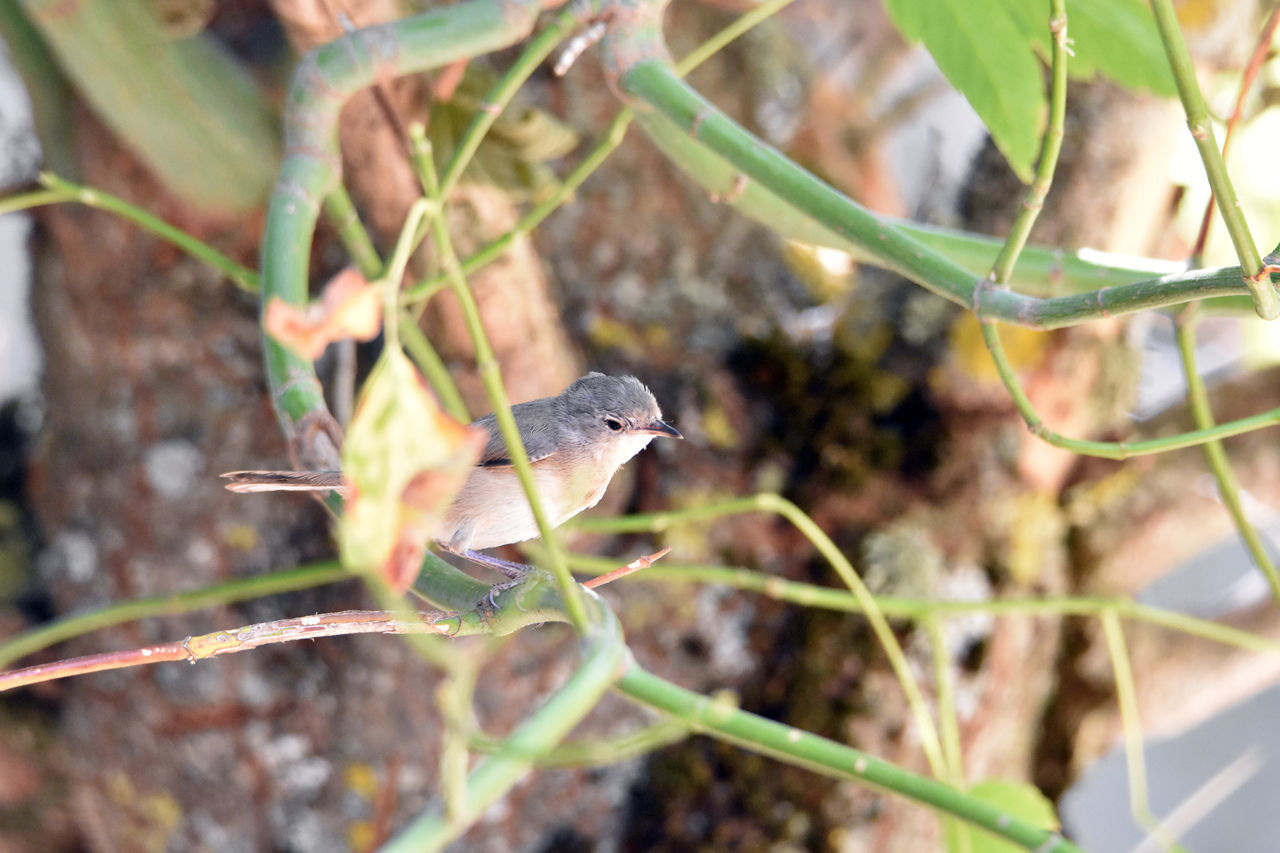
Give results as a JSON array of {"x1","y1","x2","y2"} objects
[
  {"x1": 339, "y1": 349, "x2": 484, "y2": 592},
  {"x1": 884, "y1": 0, "x2": 1044, "y2": 182},
  {"x1": 18, "y1": 0, "x2": 279, "y2": 213},
  {"x1": 1001, "y1": 0, "x2": 1176, "y2": 96},
  {"x1": 959, "y1": 778, "x2": 1060, "y2": 852},
  {"x1": 264, "y1": 267, "x2": 382, "y2": 361}
]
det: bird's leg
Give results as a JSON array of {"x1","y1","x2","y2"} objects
[
  {"x1": 451, "y1": 549, "x2": 532, "y2": 580},
  {"x1": 435, "y1": 545, "x2": 536, "y2": 610},
  {"x1": 434, "y1": 539, "x2": 532, "y2": 579}
]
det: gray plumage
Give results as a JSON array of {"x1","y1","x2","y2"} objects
[
  {"x1": 441, "y1": 373, "x2": 680, "y2": 551},
  {"x1": 474, "y1": 374, "x2": 666, "y2": 467},
  {"x1": 223, "y1": 372, "x2": 681, "y2": 559}
]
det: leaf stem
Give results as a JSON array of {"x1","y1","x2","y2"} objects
[
  {"x1": 1150, "y1": 0, "x2": 1278, "y2": 319},
  {"x1": 616, "y1": 665, "x2": 1082, "y2": 852},
  {"x1": 0, "y1": 561, "x2": 349, "y2": 670},
  {"x1": 408, "y1": 123, "x2": 587, "y2": 632},
  {"x1": 1173, "y1": 312, "x2": 1280, "y2": 604},
  {"x1": 572, "y1": 493, "x2": 946, "y2": 775},
  {"x1": 381, "y1": 599, "x2": 625, "y2": 851},
  {"x1": 6, "y1": 173, "x2": 261, "y2": 291}
]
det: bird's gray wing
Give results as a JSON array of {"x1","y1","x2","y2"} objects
[{"x1": 473, "y1": 400, "x2": 562, "y2": 468}]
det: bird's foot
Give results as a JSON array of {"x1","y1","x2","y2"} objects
[{"x1": 482, "y1": 575, "x2": 528, "y2": 613}]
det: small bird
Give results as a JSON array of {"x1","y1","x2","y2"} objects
[{"x1": 224, "y1": 373, "x2": 681, "y2": 577}]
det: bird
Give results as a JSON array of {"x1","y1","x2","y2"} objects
[{"x1": 223, "y1": 373, "x2": 681, "y2": 578}]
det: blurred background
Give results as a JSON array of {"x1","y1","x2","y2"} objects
[{"x1": 3, "y1": 1, "x2": 1280, "y2": 850}]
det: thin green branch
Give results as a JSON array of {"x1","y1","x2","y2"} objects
[
  {"x1": 562, "y1": 553, "x2": 1280, "y2": 656},
  {"x1": 403, "y1": 107, "x2": 633, "y2": 303},
  {"x1": 0, "y1": 562, "x2": 349, "y2": 670},
  {"x1": 1174, "y1": 313, "x2": 1280, "y2": 604},
  {"x1": 616, "y1": 665, "x2": 1081, "y2": 852},
  {"x1": 758, "y1": 493, "x2": 946, "y2": 777},
  {"x1": 1150, "y1": 0, "x2": 1278, "y2": 320},
  {"x1": 408, "y1": 124, "x2": 586, "y2": 631},
  {"x1": 989, "y1": 0, "x2": 1068, "y2": 285},
  {"x1": 1102, "y1": 613, "x2": 1189, "y2": 853},
  {"x1": 438, "y1": 650, "x2": 481, "y2": 824},
  {"x1": 615, "y1": 54, "x2": 1279, "y2": 330},
  {"x1": 437, "y1": 6, "x2": 580, "y2": 200},
  {"x1": 923, "y1": 616, "x2": 964, "y2": 786},
  {"x1": 322, "y1": 183, "x2": 382, "y2": 278},
  {"x1": 978, "y1": 321, "x2": 1280, "y2": 459},
  {"x1": 381, "y1": 598, "x2": 626, "y2": 852},
  {"x1": 3, "y1": 173, "x2": 260, "y2": 292},
  {"x1": 404, "y1": 0, "x2": 798, "y2": 306},
  {"x1": 260, "y1": 0, "x2": 544, "y2": 441},
  {"x1": 466, "y1": 716, "x2": 691, "y2": 767},
  {"x1": 571, "y1": 493, "x2": 946, "y2": 776},
  {"x1": 0, "y1": 187, "x2": 62, "y2": 215},
  {"x1": 378, "y1": 196, "x2": 432, "y2": 354}
]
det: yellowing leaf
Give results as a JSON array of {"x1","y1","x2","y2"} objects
[
  {"x1": 339, "y1": 349, "x2": 483, "y2": 592},
  {"x1": 961, "y1": 778, "x2": 1060, "y2": 853},
  {"x1": 265, "y1": 267, "x2": 382, "y2": 360}
]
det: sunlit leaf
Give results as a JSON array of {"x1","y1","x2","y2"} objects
[
  {"x1": 1001, "y1": 0, "x2": 1176, "y2": 96},
  {"x1": 339, "y1": 348, "x2": 484, "y2": 592},
  {"x1": 959, "y1": 778, "x2": 1060, "y2": 852},
  {"x1": 265, "y1": 267, "x2": 382, "y2": 361},
  {"x1": 884, "y1": 0, "x2": 1044, "y2": 182}
]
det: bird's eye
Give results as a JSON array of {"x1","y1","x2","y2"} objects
[{"x1": 604, "y1": 416, "x2": 624, "y2": 432}]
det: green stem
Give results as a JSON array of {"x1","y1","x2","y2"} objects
[
  {"x1": 409, "y1": 551, "x2": 495, "y2": 612},
  {"x1": 571, "y1": 493, "x2": 946, "y2": 776},
  {"x1": 322, "y1": 183, "x2": 382, "y2": 278},
  {"x1": 378, "y1": 196, "x2": 432, "y2": 354},
  {"x1": 924, "y1": 616, "x2": 963, "y2": 785},
  {"x1": 1173, "y1": 314, "x2": 1280, "y2": 604},
  {"x1": 0, "y1": 562, "x2": 349, "y2": 669},
  {"x1": 1150, "y1": 0, "x2": 1277, "y2": 320},
  {"x1": 380, "y1": 598, "x2": 625, "y2": 851},
  {"x1": 758, "y1": 494, "x2": 946, "y2": 777},
  {"x1": 0, "y1": 188, "x2": 62, "y2": 215},
  {"x1": 409, "y1": 124, "x2": 586, "y2": 632},
  {"x1": 562, "y1": 555, "x2": 1280, "y2": 656},
  {"x1": 15, "y1": 173, "x2": 260, "y2": 291},
  {"x1": 437, "y1": 6, "x2": 580, "y2": 200},
  {"x1": 979, "y1": 321, "x2": 1280, "y2": 459},
  {"x1": 404, "y1": 107, "x2": 633, "y2": 303},
  {"x1": 616, "y1": 665, "x2": 1080, "y2": 852},
  {"x1": 615, "y1": 57, "x2": 1278, "y2": 329},
  {"x1": 404, "y1": 0, "x2": 798, "y2": 306},
  {"x1": 1102, "y1": 613, "x2": 1190, "y2": 853},
  {"x1": 989, "y1": 0, "x2": 1067, "y2": 286},
  {"x1": 260, "y1": 0, "x2": 544, "y2": 440}
]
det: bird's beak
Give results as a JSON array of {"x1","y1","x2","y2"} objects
[{"x1": 641, "y1": 419, "x2": 683, "y2": 439}]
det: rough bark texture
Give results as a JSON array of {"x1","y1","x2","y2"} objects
[{"x1": 5, "y1": 1, "x2": 1280, "y2": 851}]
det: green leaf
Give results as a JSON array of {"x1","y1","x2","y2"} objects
[
  {"x1": 1001, "y1": 0, "x2": 1176, "y2": 96},
  {"x1": 428, "y1": 66, "x2": 579, "y2": 202},
  {"x1": 957, "y1": 779, "x2": 1060, "y2": 853},
  {"x1": 339, "y1": 349, "x2": 483, "y2": 591},
  {"x1": 19, "y1": 0, "x2": 279, "y2": 213},
  {"x1": 884, "y1": 0, "x2": 1044, "y2": 182}
]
